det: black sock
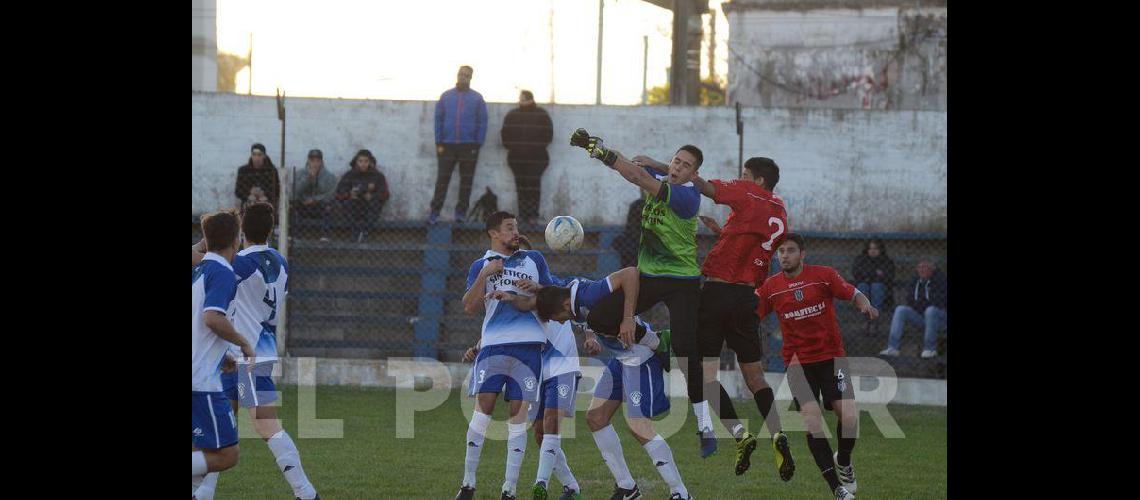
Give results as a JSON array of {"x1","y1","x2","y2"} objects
[
  {"x1": 836, "y1": 419, "x2": 856, "y2": 467},
  {"x1": 806, "y1": 433, "x2": 841, "y2": 491},
  {"x1": 714, "y1": 383, "x2": 745, "y2": 440},
  {"x1": 753, "y1": 387, "x2": 781, "y2": 435}
]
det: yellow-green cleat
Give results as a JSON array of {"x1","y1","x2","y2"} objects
[
  {"x1": 734, "y1": 432, "x2": 758, "y2": 475},
  {"x1": 532, "y1": 481, "x2": 549, "y2": 500},
  {"x1": 773, "y1": 432, "x2": 796, "y2": 482}
]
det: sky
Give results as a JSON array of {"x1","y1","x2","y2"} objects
[{"x1": 216, "y1": 0, "x2": 729, "y2": 105}]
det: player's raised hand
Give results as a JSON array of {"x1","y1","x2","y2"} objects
[
  {"x1": 239, "y1": 342, "x2": 257, "y2": 373},
  {"x1": 586, "y1": 136, "x2": 618, "y2": 166},
  {"x1": 698, "y1": 215, "x2": 723, "y2": 235},
  {"x1": 221, "y1": 354, "x2": 237, "y2": 374},
  {"x1": 619, "y1": 317, "x2": 636, "y2": 348},
  {"x1": 486, "y1": 290, "x2": 514, "y2": 302},
  {"x1": 481, "y1": 258, "x2": 504, "y2": 278},
  {"x1": 570, "y1": 128, "x2": 591, "y2": 148},
  {"x1": 463, "y1": 345, "x2": 479, "y2": 363}
]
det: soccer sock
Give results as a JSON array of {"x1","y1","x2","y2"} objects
[
  {"x1": 836, "y1": 420, "x2": 857, "y2": 467},
  {"x1": 463, "y1": 411, "x2": 491, "y2": 488},
  {"x1": 692, "y1": 400, "x2": 713, "y2": 432},
  {"x1": 644, "y1": 435, "x2": 689, "y2": 498},
  {"x1": 553, "y1": 447, "x2": 579, "y2": 492},
  {"x1": 192, "y1": 450, "x2": 208, "y2": 476},
  {"x1": 592, "y1": 424, "x2": 636, "y2": 490},
  {"x1": 192, "y1": 474, "x2": 205, "y2": 498},
  {"x1": 266, "y1": 430, "x2": 317, "y2": 499},
  {"x1": 195, "y1": 472, "x2": 219, "y2": 500},
  {"x1": 753, "y1": 387, "x2": 782, "y2": 436},
  {"x1": 715, "y1": 383, "x2": 745, "y2": 440},
  {"x1": 504, "y1": 422, "x2": 528, "y2": 493},
  {"x1": 535, "y1": 433, "x2": 560, "y2": 485},
  {"x1": 806, "y1": 433, "x2": 842, "y2": 491}
]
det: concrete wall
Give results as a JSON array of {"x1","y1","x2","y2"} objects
[
  {"x1": 191, "y1": 0, "x2": 217, "y2": 92},
  {"x1": 192, "y1": 92, "x2": 946, "y2": 232},
  {"x1": 723, "y1": 0, "x2": 946, "y2": 111}
]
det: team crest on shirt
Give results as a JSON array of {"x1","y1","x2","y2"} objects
[
  {"x1": 524, "y1": 377, "x2": 537, "y2": 391},
  {"x1": 557, "y1": 384, "x2": 571, "y2": 398},
  {"x1": 794, "y1": 289, "x2": 804, "y2": 301},
  {"x1": 629, "y1": 391, "x2": 643, "y2": 406}
]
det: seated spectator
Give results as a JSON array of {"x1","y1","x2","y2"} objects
[
  {"x1": 852, "y1": 238, "x2": 895, "y2": 310},
  {"x1": 610, "y1": 197, "x2": 644, "y2": 268},
  {"x1": 880, "y1": 260, "x2": 947, "y2": 359},
  {"x1": 335, "y1": 149, "x2": 389, "y2": 242},
  {"x1": 291, "y1": 149, "x2": 338, "y2": 241},
  {"x1": 235, "y1": 143, "x2": 280, "y2": 212}
]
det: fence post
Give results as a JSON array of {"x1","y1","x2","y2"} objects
[
  {"x1": 276, "y1": 89, "x2": 290, "y2": 358},
  {"x1": 414, "y1": 223, "x2": 451, "y2": 358}
]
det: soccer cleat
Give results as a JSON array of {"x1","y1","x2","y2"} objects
[
  {"x1": 772, "y1": 432, "x2": 796, "y2": 482},
  {"x1": 428, "y1": 211, "x2": 441, "y2": 225},
  {"x1": 295, "y1": 496, "x2": 320, "y2": 500},
  {"x1": 556, "y1": 485, "x2": 581, "y2": 500},
  {"x1": 698, "y1": 428, "x2": 718, "y2": 458},
  {"x1": 834, "y1": 485, "x2": 855, "y2": 500},
  {"x1": 834, "y1": 452, "x2": 857, "y2": 493},
  {"x1": 502, "y1": 490, "x2": 518, "y2": 500},
  {"x1": 668, "y1": 494, "x2": 693, "y2": 500},
  {"x1": 533, "y1": 481, "x2": 549, "y2": 500},
  {"x1": 455, "y1": 486, "x2": 476, "y2": 500},
  {"x1": 734, "y1": 432, "x2": 758, "y2": 475},
  {"x1": 878, "y1": 347, "x2": 900, "y2": 357},
  {"x1": 608, "y1": 483, "x2": 641, "y2": 499},
  {"x1": 921, "y1": 349, "x2": 938, "y2": 359}
]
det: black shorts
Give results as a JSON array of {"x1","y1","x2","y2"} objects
[
  {"x1": 585, "y1": 275, "x2": 701, "y2": 357},
  {"x1": 788, "y1": 358, "x2": 855, "y2": 412},
  {"x1": 697, "y1": 281, "x2": 764, "y2": 364}
]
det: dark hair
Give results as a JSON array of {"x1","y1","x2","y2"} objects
[
  {"x1": 782, "y1": 232, "x2": 806, "y2": 251},
  {"x1": 350, "y1": 149, "x2": 377, "y2": 170},
  {"x1": 520, "y1": 90, "x2": 534, "y2": 101},
  {"x1": 460, "y1": 65, "x2": 473, "y2": 73},
  {"x1": 246, "y1": 149, "x2": 276, "y2": 169},
  {"x1": 202, "y1": 210, "x2": 241, "y2": 252},
  {"x1": 485, "y1": 211, "x2": 516, "y2": 233},
  {"x1": 744, "y1": 157, "x2": 780, "y2": 190},
  {"x1": 535, "y1": 286, "x2": 572, "y2": 322},
  {"x1": 242, "y1": 202, "x2": 275, "y2": 244},
  {"x1": 863, "y1": 238, "x2": 887, "y2": 256},
  {"x1": 675, "y1": 145, "x2": 703, "y2": 168}
]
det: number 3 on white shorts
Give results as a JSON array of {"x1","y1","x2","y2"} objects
[
  {"x1": 761, "y1": 217, "x2": 786, "y2": 251},
  {"x1": 477, "y1": 369, "x2": 486, "y2": 384}
]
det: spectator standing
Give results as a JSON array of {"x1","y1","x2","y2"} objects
[
  {"x1": 500, "y1": 90, "x2": 553, "y2": 226},
  {"x1": 335, "y1": 149, "x2": 389, "y2": 242},
  {"x1": 429, "y1": 65, "x2": 488, "y2": 224},
  {"x1": 879, "y1": 260, "x2": 947, "y2": 359},
  {"x1": 292, "y1": 149, "x2": 338, "y2": 241},
  {"x1": 851, "y1": 238, "x2": 895, "y2": 310},
  {"x1": 234, "y1": 143, "x2": 280, "y2": 212}
]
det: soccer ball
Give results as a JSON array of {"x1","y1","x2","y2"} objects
[{"x1": 544, "y1": 216, "x2": 584, "y2": 252}]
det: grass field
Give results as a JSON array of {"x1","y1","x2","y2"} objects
[{"x1": 214, "y1": 384, "x2": 946, "y2": 499}]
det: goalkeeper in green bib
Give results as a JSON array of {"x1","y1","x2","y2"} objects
[{"x1": 570, "y1": 128, "x2": 720, "y2": 458}]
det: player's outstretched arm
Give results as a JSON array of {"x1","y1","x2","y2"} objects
[
  {"x1": 852, "y1": 290, "x2": 880, "y2": 320},
  {"x1": 571, "y1": 129, "x2": 660, "y2": 193},
  {"x1": 690, "y1": 174, "x2": 717, "y2": 199},
  {"x1": 487, "y1": 290, "x2": 537, "y2": 311},
  {"x1": 631, "y1": 155, "x2": 668, "y2": 173},
  {"x1": 606, "y1": 266, "x2": 640, "y2": 347}
]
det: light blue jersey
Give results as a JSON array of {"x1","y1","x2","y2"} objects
[
  {"x1": 192, "y1": 253, "x2": 238, "y2": 392},
  {"x1": 466, "y1": 249, "x2": 554, "y2": 347}
]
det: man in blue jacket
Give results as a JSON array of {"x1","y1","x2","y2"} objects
[
  {"x1": 430, "y1": 65, "x2": 488, "y2": 224},
  {"x1": 879, "y1": 260, "x2": 948, "y2": 359}
]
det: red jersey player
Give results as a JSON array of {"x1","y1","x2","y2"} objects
[
  {"x1": 634, "y1": 155, "x2": 794, "y2": 478},
  {"x1": 755, "y1": 234, "x2": 878, "y2": 500}
]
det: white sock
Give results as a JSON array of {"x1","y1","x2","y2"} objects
[
  {"x1": 192, "y1": 450, "x2": 208, "y2": 476},
  {"x1": 195, "y1": 472, "x2": 219, "y2": 500},
  {"x1": 266, "y1": 430, "x2": 317, "y2": 499},
  {"x1": 192, "y1": 474, "x2": 204, "y2": 498},
  {"x1": 504, "y1": 422, "x2": 528, "y2": 493},
  {"x1": 644, "y1": 435, "x2": 688, "y2": 497},
  {"x1": 592, "y1": 425, "x2": 636, "y2": 490},
  {"x1": 553, "y1": 447, "x2": 579, "y2": 492},
  {"x1": 463, "y1": 411, "x2": 492, "y2": 488},
  {"x1": 535, "y1": 434, "x2": 560, "y2": 485},
  {"x1": 693, "y1": 400, "x2": 713, "y2": 432}
]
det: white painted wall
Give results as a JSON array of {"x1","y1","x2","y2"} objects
[{"x1": 192, "y1": 92, "x2": 945, "y2": 232}]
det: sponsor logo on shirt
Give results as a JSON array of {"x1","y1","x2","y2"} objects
[
  {"x1": 783, "y1": 302, "x2": 826, "y2": 320},
  {"x1": 488, "y1": 268, "x2": 536, "y2": 289}
]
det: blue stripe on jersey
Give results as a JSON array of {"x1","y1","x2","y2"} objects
[{"x1": 201, "y1": 262, "x2": 237, "y2": 311}]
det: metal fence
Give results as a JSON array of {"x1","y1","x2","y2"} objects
[{"x1": 193, "y1": 189, "x2": 946, "y2": 379}]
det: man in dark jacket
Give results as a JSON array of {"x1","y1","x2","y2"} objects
[
  {"x1": 234, "y1": 143, "x2": 280, "y2": 212},
  {"x1": 500, "y1": 90, "x2": 553, "y2": 226},
  {"x1": 851, "y1": 238, "x2": 896, "y2": 310},
  {"x1": 880, "y1": 260, "x2": 947, "y2": 358},
  {"x1": 335, "y1": 149, "x2": 390, "y2": 242},
  {"x1": 429, "y1": 65, "x2": 488, "y2": 224}
]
